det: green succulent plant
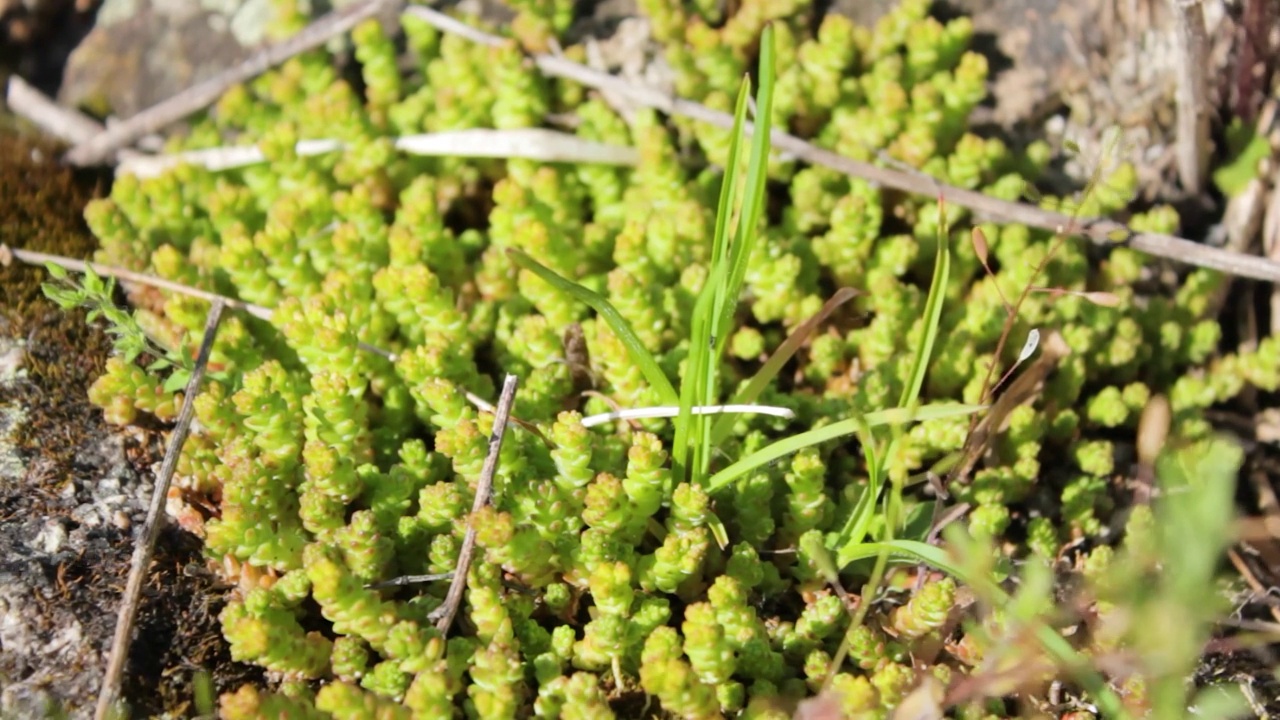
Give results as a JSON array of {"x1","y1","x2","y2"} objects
[{"x1": 37, "y1": 0, "x2": 1274, "y2": 718}]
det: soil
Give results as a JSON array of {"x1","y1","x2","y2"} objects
[{"x1": 0, "y1": 134, "x2": 262, "y2": 718}]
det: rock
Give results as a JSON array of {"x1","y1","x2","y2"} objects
[{"x1": 57, "y1": 0, "x2": 274, "y2": 118}]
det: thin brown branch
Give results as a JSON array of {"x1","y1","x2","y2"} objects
[
  {"x1": 430, "y1": 373, "x2": 520, "y2": 636},
  {"x1": 0, "y1": 242, "x2": 398, "y2": 363},
  {"x1": 1169, "y1": 0, "x2": 1212, "y2": 195},
  {"x1": 63, "y1": 0, "x2": 401, "y2": 166},
  {"x1": 402, "y1": 5, "x2": 1280, "y2": 284},
  {"x1": 94, "y1": 299, "x2": 225, "y2": 720},
  {"x1": 2, "y1": 242, "x2": 273, "y2": 321}
]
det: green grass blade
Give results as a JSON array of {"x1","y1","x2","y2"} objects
[
  {"x1": 711, "y1": 287, "x2": 859, "y2": 444},
  {"x1": 898, "y1": 199, "x2": 951, "y2": 409},
  {"x1": 832, "y1": 199, "x2": 954, "y2": 551},
  {"x1": 708, "y1": 78, "x2": 751, "y2": 275},
  {"x1": 706, "y1": 402, "x2": 984, "y2": 493},
  {"x1": 674, "y1": 75, "x2": 749, "y2": 483},
  {"x1": 834, "y1": 539, "x2": 963, "y2": 576},
  {"x1": 674, "y1": 262, "x2": 727, "y2": 481},
  {"x1": 508, "y1": 248, "x2": 678, "y2": 406},
  {"x1": 834, "y1": 408, "x2": 884, "y2": 549},
  {"x1": 677, "y1": 27, "x2": 776, "y2": 485},
  {"x1": 713, "y1": 24, "x2": 777, "y2": 356}
]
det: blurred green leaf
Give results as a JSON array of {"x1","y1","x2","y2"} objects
[
  {"x1": 1155, "y1": 434, "x2": 1241, "y2": 600},
  {"x1": 163, "y1": 369, "x2": 192, "y2": 394},
  {"x1": 1212, "y1": 120, "x2": 1269, "y2": 198}
]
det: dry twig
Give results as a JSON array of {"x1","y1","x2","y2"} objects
[
  {"x1": 2, "y1": 243, "x2": 274, "y2": 321},
  {"x1": 402, "y1": 5, "x2": 1280, "y2": 284},
  {"x1": 94, "y1": 299, "x2": 225, "y2": 720},
  {"x1": 6, "y1": 75, "x2": 105, "y2": 145},
  {"x1": 429, "y1": 373, "x2": 520, "y2": 636},
  {"x1": 63, "y1": 0, "x2": 401, "y2": 166},
  {"x1": 950, "y1": 329, "x2": 1072, "y2": 483}
]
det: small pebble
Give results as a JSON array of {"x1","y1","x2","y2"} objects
[
  {"x1": 0, "y1": 343, "x2": 25, "y2": 382},
  {"x1": 70, "y1": 503, "x2": 102, "y2": 528},
  {"x1": 33, "y1": 519, "x2": 68, "y2": 554}
]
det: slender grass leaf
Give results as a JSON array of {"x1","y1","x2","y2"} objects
[
  {"x1": 708, "y1": 77, "x2": 751, "y2": 277},
  {"x1": 678, "y1": 27, "x2": 776, "y2": 486},
  {"x1": 898, "y1": 201, "x2": 951, "y2": 409},
  {"x1": 706, "y1": 402, "x2": 984, "y2": 493},
  {"x1": 833, "y1": 407, "x2": 883, "y2": 547},
  {"x1": 835, "y1": 539, "x2": 964, "y2": 577},
  {"x1": 508, "y1": 248, "x2": 678, "y2": 406},
  {"x1": 674, "y1": 262, "x2": 728, "y2": 480},
  {"x1": 714, "y1": 24, "x2": 776, "y2": 357},
  {"x1": 675, "y1": 77, "x2": 749, "y2": 483},
  {"x1": 834, "y1": 197, "x2": 954, "y2": 552}
]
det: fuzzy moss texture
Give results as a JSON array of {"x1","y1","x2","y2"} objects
[{"x1": 74, "y1": 0, "x2": 1276, "y2": 718}]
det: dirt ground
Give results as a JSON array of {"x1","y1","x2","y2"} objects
[{"x1": 0, "y1": 134, "x2": 263, "y2": 718}]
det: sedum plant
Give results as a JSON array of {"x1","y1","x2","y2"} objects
[{"x1": 43, "y1": 0, "x2": 1276, "y2": 718}]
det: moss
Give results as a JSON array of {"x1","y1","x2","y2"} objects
[{"x1": 0, "y1": 135, "x2": 115, "y2": 457}]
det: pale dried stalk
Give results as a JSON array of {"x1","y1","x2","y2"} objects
[
  {"x1": 2, "y1": 243, "x2": 273, "y2": 320},
  {"x1": 430, "y1": 373, "x2": 520, "y2": 636},
  {"x1": 116, "y1": 129, "x2": 637, "y2": 178},
  {"x1": 6, "y1": 75, "x2": 104, "y2": 144},
  {"x1": 1265, "y1": 165, "x2": 1280, "y2": 336},
  {"x1": 580, "y1": 403, "x2": 795, "y2": 428},
  {"x1": 0, "y1": 242, "x2": 561, "y2": 452}
]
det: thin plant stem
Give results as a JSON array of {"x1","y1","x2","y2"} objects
[
  {"x1": 3, "y1": 243, "x2": 274, "y2": 320},
  {"x1": 429, "y1": 373, "x2": 520, "y2": 636},
  {"x1": 1169, "y1": 0, "x2": 1211, "y2": 194},
  {"x1": 94, "y1": 299, "x2": 225, "y2": 720},
  {"x1": 580, "y1": 403, "x2": 795, "y2": 428},
  {"x1": 1, "y1": 245, "x2": 559, "y2": 448},
  {"x1": 6, "y1": 75, "x2": 106, "y2": 145}
]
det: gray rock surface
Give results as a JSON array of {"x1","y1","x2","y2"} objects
[
  {"x1": 0, "y1": 335, "x2": 147, "y2": 718},
  {"x1": 57, "y1": 0, "x2": 274, "y2": 117}
]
